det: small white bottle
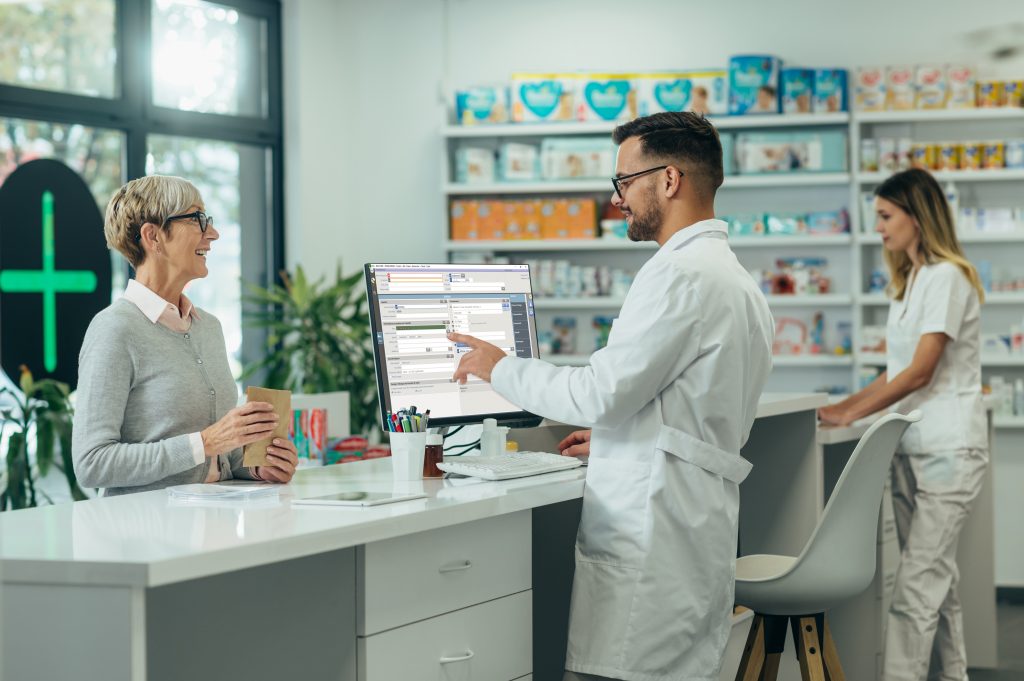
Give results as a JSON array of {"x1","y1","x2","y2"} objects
[
  {"x1": 480, "y1": 418, "x2": 500, "y2": 457},
  {"x1": 943, "y1": 182, "x2": 960, "y2": 232}
]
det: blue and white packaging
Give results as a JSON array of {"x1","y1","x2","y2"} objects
[
  {"x1": 781, "y1": 69, "x2": 815, "y2": 114},
  {"x1": 511, "y1": 73, "x2": 576, "y2": 123},
  {"x1": 540, "y1": 137, "x2": 615, "y2": 180},
  {"x1": 455, "y1": 86, "x2": 509, "y2": 125},
  {"x1": 735, "y1": 131, "x2": 848, "y2": 174},
  {"x1": 813, "y1": 69, "x2": 849, "y2": 113},
  {"x1": 635, "y1": 71, "x2": 728, "y2": 116},
  {"x1": 454, "y1": 147, "x2": 495, "y2": 184},
  {"x1": 729, "y1": 55, "x2": 782, "y2": 115},
  {"x1": 576, "y1": 74, "x2": 635, "y2": 122}
]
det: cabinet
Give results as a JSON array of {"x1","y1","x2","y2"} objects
[{"x1": 357, "y1": 511, "x2": 533, "y2": 681}]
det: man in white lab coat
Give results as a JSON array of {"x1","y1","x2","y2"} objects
[{"x1": 450, "y1": 111, "x2": 774, "y2": 681}]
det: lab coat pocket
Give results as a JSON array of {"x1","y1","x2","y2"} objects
[
  {"x1": 576, "y1": 456, "x2": 652, "y2": 569},
  {"x1": 655, "y1": 425, "x2": 752, "y2": 484}
]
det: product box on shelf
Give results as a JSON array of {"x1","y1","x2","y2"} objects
[
  {"x1": 455, "y1": 86, "x2": 509, "y2": 125},
  {"x1": 450, "y1": 200, "x2": 479, "y2": 240},
  {"x1": 854, "y1": 67, "x2": 886, "y2": 111},
  {"x1": 721, "y1": 132, "x2": 736, "y2": 176},
  {"x1": 1006, "y1": 81, "x2": 1024, "y2": 107},
  {"x1": 781, "y1": 68, "x2": 815, "y2": 114},
  {"x1": 551, "y1": 317, "x2": 577, "y2": 354},
  {"x1": 577, "y1": 74, "x2": 636, "y2": 122},
  {"x1": 914, "y1": 65, "x2": 947, "y2": 109},
  {"x1": 454, "y1": 146, "x2": 495, "y2": 184},
  {"x1": 503, "y1": 200, "x2": 543, "y2": 240},
  {"x1": 540, "y1": 137, "x2": 616, "y2": 180},
  {"x1": 511, "y1": 73, "x2": 576, "y2": 122},
  {"x1": 977, "y1": 81, "x2": 1005, "y2": 108},
  {"x1": 635, "y1": 71, "x2": 728, "y2": 116},
  {"x1": 806, "y1": 209, "x2": 850, "y2": 234},
  {"x1": 728, "y1": 55, "x2": 781, "y2": 115},
  {"x1": 946, "y1": 65, "x2": 976, "y2": 109},
  {"x1": 735, "y1": 131, "x2": 847, "y2": 174},
  {"x1": 726, "y1": 214, "x2": 767, "y2": 236},
  {"x1": 885, "y1": 65, "x2": 915, "y2": 110},
  {"x1": 813, "y1": 69, "x2": 848, "y2": 113},
  {"x1": 497, "y1": 143, "x2": 540, "y2": 182},
  {"x1": 540, "y1": 199, "x2": 597, "y2": 239}
]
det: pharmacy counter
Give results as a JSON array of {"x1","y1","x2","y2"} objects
[{"x1": 1, "y1": 393, "x2": 824, "y2": 681}]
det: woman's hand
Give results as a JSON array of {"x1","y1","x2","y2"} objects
[
  {"x1": 256, "y1": 438, "x2": 299, "y2": 483},
  {"x1": 201, "y1": 402, "x2": 279, "y2": 457},
  {"x1": 557, "y1": 429, "x2": 592, "y2": 457},
  {"x1": 818, "y1": 404, "x2": 854, "y2": 427}
]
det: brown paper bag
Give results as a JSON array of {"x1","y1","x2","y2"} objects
[{"x1": 243, "y1": 387, "x2": 291, "y2": 467}]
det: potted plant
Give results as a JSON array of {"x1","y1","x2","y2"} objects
[
  {"x1": 242, "y1": 265, "x2": 379, "y2": 438},
  {"x1": 1, "y1": 366, "x2": 89, "y2": 510}
]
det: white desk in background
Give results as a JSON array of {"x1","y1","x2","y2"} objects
[{"x1": 0, "y1": 393, "x2": 826, "y2": 681}]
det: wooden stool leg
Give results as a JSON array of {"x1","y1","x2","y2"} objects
[
  {"x1": 760, "y1": 615, "x2": 789, "y2": 681},
  {"x1": 792, "y1": 616, "x2": 826, "y2": 681},
  {"x1": 821, "y1": 616, "x2": 847, "y2": 681},
  {"x1": 734, "y1": 614, "x2": 766, "y2": 681}
]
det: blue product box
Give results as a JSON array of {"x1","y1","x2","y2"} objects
[
  {"x1": 781, "y1": 69, "x2": 814, "y2": 114},
  {"x1": 813, "y1": 69, "x2": 849, "y2": 113},
  {"x1": 511, "y1": 73, "x2": 576, "y2": 122},
  {"x1": 806, "y1": 209, "x2": 850, "y2": 234},
  {"x1": 635, "y1": 71, "x2": 728, "y2": 116},
  {"x1": 455, "y1": 86, "x2": 509, "y2": 125},
  {"x1": 736, "y1": 131, "x2": 848, "y2": 174},
  {"x1": 578, "y1": 74, "x2": 635, "y2": 122},
  {"x1": 729, "y1": 55, "x2": 781, "y2": 115}
]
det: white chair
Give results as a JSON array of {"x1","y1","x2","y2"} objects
[{"x1": 733, "y1": 410, "x2": 922, "y2": 681}]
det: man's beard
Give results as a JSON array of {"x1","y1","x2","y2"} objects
[{"x1": 627, "y1": 187, "x2": 662, "y2": 242}]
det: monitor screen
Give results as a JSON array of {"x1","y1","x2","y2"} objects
[{"x1": 364, "y1": 263, "x2": 542, "y2": 429}]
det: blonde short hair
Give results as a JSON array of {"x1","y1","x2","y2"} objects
[{"x1": 104, "y1": 175, "x2": 203, "y2": 268}]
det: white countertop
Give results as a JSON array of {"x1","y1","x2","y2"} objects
[
  {"x1": 0, "y1": 393, "x2": 826, "y2": 589},
  {"x1": 817, "y1": 394, "x2": 999, "y2": 445}
]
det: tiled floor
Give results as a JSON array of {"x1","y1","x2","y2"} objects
[{"x1": 969, "y1": 601, "x2": 1024, "y2": 681}]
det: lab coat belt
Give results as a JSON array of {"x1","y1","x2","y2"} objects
[{"x1": 655, "y1": 425, "x2": 753, "y2": 484}]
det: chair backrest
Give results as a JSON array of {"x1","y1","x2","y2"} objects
[{"x1": 786, "y1": 411, "x2": 921, "y2": 601}]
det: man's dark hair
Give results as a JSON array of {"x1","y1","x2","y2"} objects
[{"x1": 612, "y1": 111, "x2": 724, "y2": 201}]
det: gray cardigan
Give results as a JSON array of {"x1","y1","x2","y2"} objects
[{"x1": 73, "y1": 298, "x2": 255, "y2": 496}]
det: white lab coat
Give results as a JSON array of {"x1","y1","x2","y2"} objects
[{"x1": 492, "y1": 219, "x2": 774, "y2": 681}]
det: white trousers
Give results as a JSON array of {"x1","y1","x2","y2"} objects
[
  {"x1": 564, "y1": 672, "x2": 620, "y2": 681},
  {"x1": 883, "y1": 448, "x2": 988, "y2": 681}
]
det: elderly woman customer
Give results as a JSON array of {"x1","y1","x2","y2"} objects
[{"x1": 73, "y1": 175, "x2": 297, "y2": 495}]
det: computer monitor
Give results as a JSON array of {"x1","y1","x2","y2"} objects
[{"x1": 364, "y1": 263, "x2": 543, "y2": 430}]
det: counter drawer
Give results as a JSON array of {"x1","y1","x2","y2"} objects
[
  {"x1": 357, "y1": 510, "x2": 531, "y2": 635},
  {"x1": 358, "y1": 590, "x2": 532, "y2": 681}
]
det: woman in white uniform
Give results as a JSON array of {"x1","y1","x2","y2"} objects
[{"x1": 819, "y1": 168, "x2": 987, "y2": 681}]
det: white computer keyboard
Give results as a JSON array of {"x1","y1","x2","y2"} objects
[{"x1": 437, "y1": 451, "x2": 583, "y2": 481}]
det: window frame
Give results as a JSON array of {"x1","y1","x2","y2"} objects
[{"x1": 0, "y1": 0, "x2": 285, "y2": 371}]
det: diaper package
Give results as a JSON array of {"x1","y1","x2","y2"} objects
[
  {"x1": 813, "y1": 69, "x2": 848, "y2": 113},
  {"x1": 576, "y1": 74, "x2": 636, "y2": 122},
  {"x1": 781, "y1": 68, "x2": 815, "y2": 113},
  {"x1": 454, "y1": 146, "x2": 495, "y2": 184},
  {"x1": 511, "y1": 73, "x2": 576, "y2": 123},
  {"x1": 454, "y1": 86, "x2": 509, "y2": 125},
  {"x1": 541, "y1": 137, "x2": 616, "y2": 180},
  {"x1": 946, "y1": 65, "x2": 976, "y2": 109},
  {"x1": 635, "y1": 71, "x2": 728, "y2": 116},
  {"x1": 736, "y1": 131, "x2": 848, "y2": 174},
  {"x1": 886, "y1": 66, "x2": 915, "y2": 110},
  {"x1": 915, "y1": 65, "x2": 947, "y2": 109},
  {"x1": 729, "y1": 55, "x2": 782, "y2": 115},
  {"x1": 855, "y1": 67, "x2": 886, "y2": 111},
  {"x1": 720, "y1": 132, "x2": 736, "y2": 176},
  {"x1": 498, "y1": 143, "x2": 540, "y2": 182}
]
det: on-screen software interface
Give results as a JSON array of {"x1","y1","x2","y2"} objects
[{"x1": 365, "y1": 263, "x2": 540, "y2": 426}]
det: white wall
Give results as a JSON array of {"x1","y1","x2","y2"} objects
[{"x1": 283, "y1": 0, "x2": 1024, "y2": 280}]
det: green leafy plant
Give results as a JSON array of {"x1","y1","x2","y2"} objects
[
  {"x1": 242, "y1": 265, "x2": 379, "y2": 438},
  {"x1": 1, "y1": 366, "x2": 89, "y2": 510}
]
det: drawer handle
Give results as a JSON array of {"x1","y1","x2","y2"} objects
[
  {"x1": 438, "y1": 560, "x2": 473, "y2": 574},
  {"x1": 439, "y1": 650, "x2": 474, "y2": 664}
]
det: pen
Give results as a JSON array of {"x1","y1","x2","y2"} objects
[
  {"x1": 422, "y1": 409, "x2": 430, "y2": 430},
  {"x1": 414, "y1": 415, "x2": 422, "y2": 431}
]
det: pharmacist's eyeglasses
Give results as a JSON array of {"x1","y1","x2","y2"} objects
[{"x1": 611, "y1": 165, "x2": 679, "y2": 200}]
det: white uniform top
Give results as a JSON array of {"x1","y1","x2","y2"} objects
[
  {"x1": 886, "y1": 261, "x2": 986, "y2": 454},
  {"x1": 492, "y1": 219, "x2": 774, "y2": 680}
]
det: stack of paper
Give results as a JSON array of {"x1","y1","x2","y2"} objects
[{"x1": 166, "y1": 482, "x2": 280, "y2": 502}]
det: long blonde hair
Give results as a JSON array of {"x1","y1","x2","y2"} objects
[{"x1": 875, "y1": 168, "x2": 985, "y2": 303}]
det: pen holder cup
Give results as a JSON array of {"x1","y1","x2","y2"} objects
[{"x1": 389, "y1": 432, "x2": 428, "y2": 481}]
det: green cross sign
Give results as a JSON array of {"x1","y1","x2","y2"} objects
[{"x1": 0, "y1": 191, "x2": 97, "y2": 372}]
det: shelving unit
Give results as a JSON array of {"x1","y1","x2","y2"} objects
[{"x1": 441, "y1": 106, "x2": 1024, "y2": 393}]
